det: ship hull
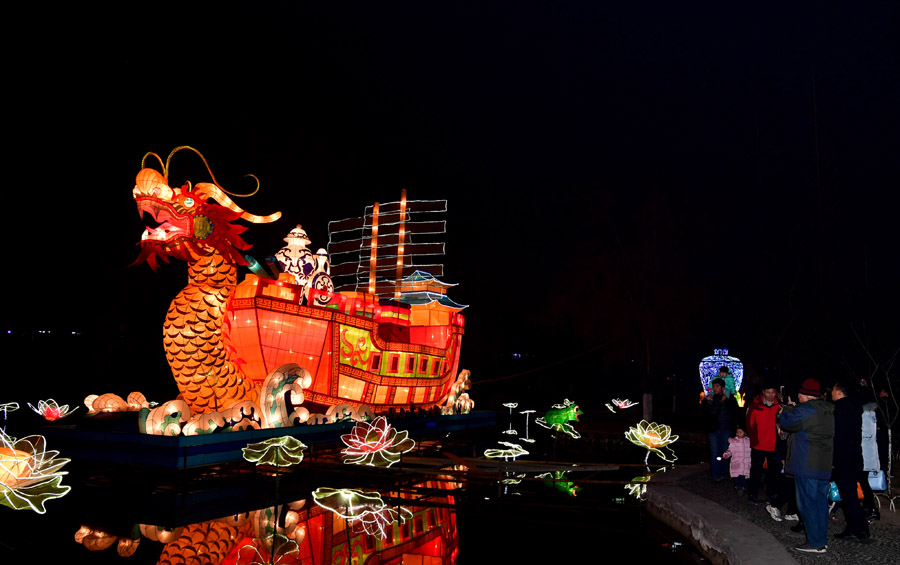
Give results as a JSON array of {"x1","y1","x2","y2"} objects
[{"x1": 226, "y1": 275, "x2": 464, "y2": 412}]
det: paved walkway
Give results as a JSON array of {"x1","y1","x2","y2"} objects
[{"x1": 647, "y1": 465, "x2": 900, "y2": 564}]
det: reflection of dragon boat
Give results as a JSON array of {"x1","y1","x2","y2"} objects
[
  {"x1": 130, "y1": 148, "x2": 469, "y2": 418},
  {"x1": 72, "y1": 477, "x2": 461, "y2": 565}
]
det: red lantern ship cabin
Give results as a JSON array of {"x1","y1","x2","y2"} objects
[{"x1": 225, "y1": 192, "x2": 466, "y2": 414}]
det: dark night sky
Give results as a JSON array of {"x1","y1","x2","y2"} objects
[{"x1": 3, "y1": 2, "x2": 899, "y2": 406}]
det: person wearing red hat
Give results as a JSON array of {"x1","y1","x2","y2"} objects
[{"x1": 779, "y1": 378, "x2": 835, "y2": 554}]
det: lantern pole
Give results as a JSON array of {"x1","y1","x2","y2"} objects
[{"x1": 368, "y1": 202, "x2": 380, "y2": 295}]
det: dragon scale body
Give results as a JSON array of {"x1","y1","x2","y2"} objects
[{"x1": 163, "y1": 250, "x2": 256, "y2": 413}]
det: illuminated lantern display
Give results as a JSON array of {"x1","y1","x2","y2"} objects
[
  {"x1": 242, "y1": 436, "x2": 308, "y2": 467},
  {"x1": 340, "y1": 416, "x2": 416, "y2": 467},
  {"x1": 535, "y1": 399, "x2": 582, "y2": 439},
  {"x1": 274, "y1": 225, "x2": 318, "y2": 287},
  {"x1": 259, "y1": 364, "x2": 313, "y2": 428},
  {"x1": 138, "y1": 400, "x2": 191, "y2": 436},
  {"x1": 612, "y1": 398, "x2": 638, "y2": 410},
  {"x1": 131, "y1": 147, "x2": 282, "y2": 414},
  {"x1": 321, "y1": 402, "x2": 374, "y2": 424},
  {"x1": 27, "y1": 399, "x2": 77, "y2": 421},
  {"x1": 501, "y1": 402, "x2": 518, "y2": 436},
  {"x1": 483, "y1": 442, "x2": 528, "y2": 459},
  {"x1": 130, "y1": 150, "x2": 470, "y2": 423},
  {"x1": 0, "y1": 429, "x2": 71, "y2": 513},
  {"x1": 441, "y1": 370, "x2": 473, "y2": 415},
  {"x1": 519, "y1": 409, "x2": 536, "y2": 443},
  {"x1": 0, "y1": 402, "x2": 18, "y2": 420},
  {"x1": 699, "y1": 348, "x2": 743, "y2": 396},
  {"x1": 84, "y1": 392, "x2": 149, "y2": 414},
  {"x1": 537, "y1": 471, "x2": 580, "y2": 497},
  {"x1": 312, "y1": 487, "x2": 413, "y2": 540},
  {"x1": 625, "y1": 420, "x2": 679, "y2": 465},
  {"x1": 228, "y1": 269, "x2": 468, "y2": 413}
]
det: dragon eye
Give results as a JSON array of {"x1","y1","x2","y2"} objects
[{"x1": 183, "y1": 197, "x2": 195, "y2": 208}]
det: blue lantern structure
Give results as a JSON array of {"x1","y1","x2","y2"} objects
[{"x1": 699, "y1": 348, "x2": 743, "y2": 396}]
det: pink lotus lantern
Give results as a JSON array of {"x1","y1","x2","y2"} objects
[
  {"x1": 27, "y1": 399, "x2": 77, "y2": 421},
  {"x1": 340, "y1": 416, "x2": 416, "y2": 467}
]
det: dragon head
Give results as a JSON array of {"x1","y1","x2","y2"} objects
[{"x1": 131, "y1": 148, "x2": 280, "y2": 270}]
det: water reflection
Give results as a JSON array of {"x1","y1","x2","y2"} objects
[{"x1": 68, "y1": 477, "x2": 460, "y2": 564}]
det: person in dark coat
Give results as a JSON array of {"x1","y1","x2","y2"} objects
[
  {"x1": 780, "y1": 378, "x2": 834, "y2": 554},
  {"x1": 830, "y1": 381, "x2": 870, "y2": 540},
  {"x1": 704, "y1": 377, "x2": 737, "y2": 481}
]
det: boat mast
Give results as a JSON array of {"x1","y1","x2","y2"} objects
[{"x1": 394, "y1": 189, "x2": 407, "y2": 299}]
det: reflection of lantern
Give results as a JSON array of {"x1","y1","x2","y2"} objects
[{"x1": 699, "y1": 348, "x2": 743, "y2": 395}]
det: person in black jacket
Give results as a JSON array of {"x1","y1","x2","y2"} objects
[
  {"x1": 830, "y1": 381, "x2": 870, "y2": 541},
  {"x1": 704, "y1": 377, "x2": 737, "y2": 481}
]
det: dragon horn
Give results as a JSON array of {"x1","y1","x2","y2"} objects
[
  {"x1": 141, "y1": 152, "x2": 166, "y2": 176},
  {"x1": 194, "y1": 182, "x2": 281, "y2": 224}
]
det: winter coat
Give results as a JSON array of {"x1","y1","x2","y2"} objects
[
  {"x1": 832, "y1": 397, "x2": 864, "y2": 480},
  {"x1": 862, "y1": 403, "x2": 880, "y2": 472},
  {"x1": 722, "y1": 374, "x2": 737, "y2": 398},
  {"x1": 723, "y1": 436, "x2": 751, "y2": 478},
  {"x1": 780, "y1": 398, "x2": 835, "y2": 480},
  {"x1": 704, "y1": 393, "x2": 737, "y2": 433},
  {"x1": 746, "y1": 395, "x2": 781, "y2": 451}
]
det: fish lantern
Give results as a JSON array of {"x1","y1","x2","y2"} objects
[{"x1": 699, "y1": 348, "x2": 743, "y2": 397}]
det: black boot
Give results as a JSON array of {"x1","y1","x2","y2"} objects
[{"x1": 864, "y1": 507, "x2": 881, "y2": 522}]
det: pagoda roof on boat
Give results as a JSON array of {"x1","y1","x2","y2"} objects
[
  {"x1": 396, "y1": 270, "x2": 458, "y2": 288},
  {"x1": 399, "y1": 291, "x2": 468, "y2": 311}
]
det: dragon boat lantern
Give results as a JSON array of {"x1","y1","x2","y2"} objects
[{"x1": 130, "y1": 149, "x2": 468, "y2": 425}]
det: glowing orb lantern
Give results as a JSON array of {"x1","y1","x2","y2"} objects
[
  {"x1": 625, "y1": 420, "x2": 679, "y2": 465},
  {"x1": 699, "y1": 348, "x2": 743, "y2": 396}
]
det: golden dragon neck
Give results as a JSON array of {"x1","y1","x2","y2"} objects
[{"x1": 163, "y1": 250, "x2": 257, "y2": 413}]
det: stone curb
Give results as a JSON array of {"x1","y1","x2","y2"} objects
[{"x1": 646, "y1": 466, "x2": 798, "y2": 565}]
